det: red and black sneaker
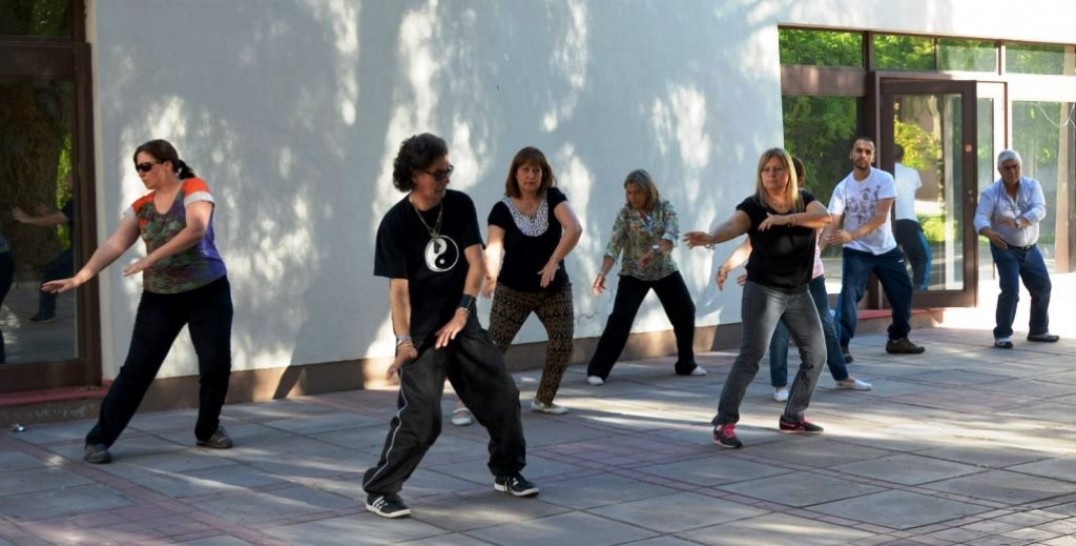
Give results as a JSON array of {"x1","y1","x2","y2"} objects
[
  {"x1": 778, "y1": 417, "x2": 824, "y2": 434},
  {"x1": 712, "y1": 424, "x2": 743, "y2": 449}
]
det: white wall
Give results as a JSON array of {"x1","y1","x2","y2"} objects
[{"x1": 86, "y1": 0, "x2": 1073, "y2": 379}]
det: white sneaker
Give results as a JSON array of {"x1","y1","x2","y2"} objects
[
  {"x1": 773, "y1": 387, "x2": 789, "y2": 402},
  {"x1": 690, "y1": 366, "x2": 707, "y2": 376},
  {"x1": 587, "y1": 376, "x2": 604, "y2": 386},
  {"x1": 450, "y1": 407, "x2": 473, "y2": 426},
  {"x1": 530, "y1": 399, "x2": 569, "y2": 415},
  {"x1": 837, "y1": 378, "x2": 872, "y2": 391}
]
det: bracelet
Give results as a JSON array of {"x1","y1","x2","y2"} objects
[
  {"x1": 395, "y1": 335, "x2": 412, "y2": 347},
  {"x1": 459, "y1": 294, "x2": 476, "y2": 313},
  {"x1": 597, "y1": 271, "x2": 606, "y2": 278},
  {"x1": 789, "y1": 214, "x2": 796, "y2": 227}
]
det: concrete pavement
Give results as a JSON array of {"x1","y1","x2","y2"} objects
[{"x1": 3, "y1": 277, "x2": 1076, "y2": 545}]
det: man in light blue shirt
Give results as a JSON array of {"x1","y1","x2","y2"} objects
[{"x1": 973, "y1": 149, "x2": 1058, "y2": 349}]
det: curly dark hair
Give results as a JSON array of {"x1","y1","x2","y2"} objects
[
  {"x1": 133, "y1": 139, "x2": 196, "y2": 179},
  {"x1": 392, "y1": 133, "x2": 448, "y2": 192}
]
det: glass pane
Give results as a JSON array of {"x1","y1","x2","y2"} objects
[
  {"x1": 0, "y1": 0, "x2": 71, "y2": 39},
  {"x1": 0, "y1": 79, "x2": 78, "y2": 364},
  {"x1": 1005, "y1": 43, "x2": 1074, "y2": 75},
  {"x1": 939, "y1": 39, "x2": 997, "y2": 72},
  {"x1": 1012, "y1": 101, "x2": 1076, "y2": 273},
  {"x1": 781, "y1": 95, "x2": 862, "y2": 291},
  {"x1": 873, "y1": 34, "x2": 935, "y2": 71},
  {"x1": 779, "y1": 29, "x2": 863, "y2": 67},
  {"x1": 892, "y1": 93, "x2": 964, "y2": 292},
  {"x1": 977, "y1": 97, "x2": 996, "y2": 274}
]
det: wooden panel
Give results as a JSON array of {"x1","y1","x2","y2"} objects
[{"x1": 0, "y1": 41, "x2": 76, "y2": 78}]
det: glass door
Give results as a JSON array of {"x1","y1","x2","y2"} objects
[
  {"x1": 879, "y1": 79, "x2": 979, "y2": 308},
  {"x1": 0, "y1": 0, "x2": 99, "y2": 391}
]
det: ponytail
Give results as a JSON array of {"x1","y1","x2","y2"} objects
[{"x1": 175, "y1": 159, "x2": 196, "y2": 179}]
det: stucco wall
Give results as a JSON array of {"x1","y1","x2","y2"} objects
[{"x1": 85, "y1": 0, "x2": 1073, "y2": 379}]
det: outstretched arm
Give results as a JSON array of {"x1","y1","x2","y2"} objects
[
  {"x1": 41, "y1": 215, "x2": 141, "y2": 294},
  {"x1": 683, "y1": 210, "x2": 751, "y2": 248}
]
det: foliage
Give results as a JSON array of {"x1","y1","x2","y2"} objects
[
  {"x1": 0, "y1": 0, "x2": 69, "y2": 38},
  {"x1": 938, "y1": 39, "x2": 996, "y2": 72},
  {"x1": 1006, "y1": 43, "x2": 1070, "y2": 75},
  {"x1": 782, "y1": 96, "x2": 861, "y2": 204},
  {"x1": 779, "y1": 29, "x2": 862, "y2": 67},
  {"x1": 873, "y1": 34, "x2": 934, "y2": 71}
]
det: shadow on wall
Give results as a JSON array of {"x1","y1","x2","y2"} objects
[{"x1": 95, "y1": 0, "x2": 828, "y2": 401}]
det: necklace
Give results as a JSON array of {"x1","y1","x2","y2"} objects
[{"x1": 411, "y1": 197, "x2": 443, "y2": 238}]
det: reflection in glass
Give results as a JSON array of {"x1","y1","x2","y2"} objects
[
  {"x1": 873, "y1": 34, "x2": 935, "y2": 71},
  {"x1": 0, "y1": 0, "x2": 71, "y2": 39},
  {"x1": 939, "y1": 39, "x2": 997, "y2": 72},
  {"x1": 779, "y1": 29, "x2": 863, "y2": 67},
  {"x1": 893, "y1": 94, "x2": 964, "y2": 291},
  {"x1": 1012, "y1": 101, "x2": 1076, "y2": 272},
  {"x1": 1005, "y1": 44, "x2": 1074, "y2": 75},
  {"x1": 0, "y1": 79, "x2": 77, "y2": 364}
]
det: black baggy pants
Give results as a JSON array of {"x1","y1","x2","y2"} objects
[{"x1": 362, "y1": 313, "x2": 527, "y2": 495}]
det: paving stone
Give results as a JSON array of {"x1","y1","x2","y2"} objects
[
  {"x1": 835, "y1": 453, "x2": 984, "y2": 485},
  {"x1": 678, "y1": 512, "x2": 876, "y2": 545},
  {"x1": 811, "y1": 490, "x2": 991, "y2": 530},
  {"x1": 635, "y1": 454, "x2": 790, "y2": 487},
  {"x1": 717, "y1": 472, "x2": 884, "y2": 507},
  {"x1": 0, "y1": 483, "x2": 135, "y2": 520},
  {"x1": 587, "y1": 491, "x2": 770, "y2": 533},
  {"x1": 923, "y1": 470, "x2": 1076, "y2": 504},
  {"x1": 263, "y1": 513, "x2": 445, "y2": 545},
  {"x1": 465, "y1": 511, "x2": 657, "y2": 546}
]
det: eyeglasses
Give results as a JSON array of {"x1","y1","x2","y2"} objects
[
  {"x1": 135, "y1": 161, "x2": 162, "y2": 173},
  {"x1": 1000, "y1": 164, "x2": 1021, "y2": 172},
  {"x1": 425, "y1": 165, "x2": 454, "y2": 182}
]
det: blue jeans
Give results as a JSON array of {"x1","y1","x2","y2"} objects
[
  {"x1": 835, "y1": 247, "x2": 914, "y2": 345},
  {"x1": 990, "y1": 243, "x2": 1051, "y2": 340},
  {"x1": 769, "y1": 275, "x2": 850, "y2": 387},
  {"x1": 713, "y1": 281, "x2": 826, "y2": 426}
]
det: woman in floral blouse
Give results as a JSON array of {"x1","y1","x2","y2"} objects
[{"x1": 587, "y1": 169, "x2": 704, "y2": 384}]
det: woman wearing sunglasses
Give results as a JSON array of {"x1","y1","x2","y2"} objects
[{"x1": 44, "y1": 139, "x2": 233, "y2": 464}]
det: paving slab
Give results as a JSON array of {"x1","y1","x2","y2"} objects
[{"x1": 3, "y1": 273, "x2": 1076, "y2": 543}]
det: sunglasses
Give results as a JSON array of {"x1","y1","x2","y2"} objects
[
  {"x1": 425, "y1": 164, "x2": 454, "y2": 182},
  {"x1": 135, "y1": 161, "x2": 162, "y2": 173}
]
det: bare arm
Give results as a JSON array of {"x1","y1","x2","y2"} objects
[
  {"x1": 385, "y1": 278, "x2": 417, "y2": 380},
  {"x1": 758, "y1": 201, "x2": 831, "y2": 231},
  {"x1": 540, "y1": 201, "x2": 582, "y2": 287},
  {"x1": 482, "y1": 225, "x2": 505, "y2": 298},
  {"x1": 13, "y1": 206, "x2": 68, "y2": 227},
  {"x1": 825, "y1": 198, "x2": 893, "y2": 245},
  {"x1": 717, "y1": 239, "x2": 752, "y2": 289},
  {"x1": 683, "y1": 210, "x2": 751, "y2": 248},
  {"x1": 41, "y1": 215, "x2": 141, "y2": 294},
  {"x1": 592, "y1": 255, "x2": 616, "y2": 296}
]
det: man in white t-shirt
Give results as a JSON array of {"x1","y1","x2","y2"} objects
[
  {"x1": 893, "y1": 144, "x2": 932, "y2": 290},
  {"x1": 822, "y1": 138, "x2": 925, "y2": 362}
]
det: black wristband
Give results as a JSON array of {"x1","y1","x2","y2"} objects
[{"x1": 459, "y1": 294, "x2": 476, "y2": 312}]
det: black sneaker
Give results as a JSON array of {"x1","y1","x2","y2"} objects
[
  {"x1": 365, "y1": 493, "x2": 411, "y2": 518},
  {"x1": 84, "y1": 443, "x2": 112, "y2": 464},
  {"x1": 196, "y1": 426, "x2": 234, "y2": 449},
  {"x1": 840, "y1": 344, "x2": 854, "y2": 363},
  {"x1": 1027, "y1": 333, "x2": 1060, "y2": 343},
  {"x1": 712, "y1": 424, "x2": 742, "y2": 449},
  {"x1": 778, "y1": 417, "x2": 824, "y2": 434},
  {"x1": 885, "y1": 337, "x2": 925, "y2": 354},
  {"x1": 494, "y1": 474, "x2": 539, "y2": 497}
]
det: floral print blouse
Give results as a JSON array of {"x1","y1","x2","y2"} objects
[{"x1": 604, "y1": 199, "x2": 680, "y2": 281}]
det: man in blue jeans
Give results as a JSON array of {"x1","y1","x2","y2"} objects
[
  {"x1": 973, "y1": 149, "x2": 1058, "y2": 349},
  {"x1": 822, "y1": 138, "x2": 925, "y2": 361}
]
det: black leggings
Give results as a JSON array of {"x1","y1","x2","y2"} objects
[{"x1": 86, "y1": 276, "x2": 233, "y2": 447}]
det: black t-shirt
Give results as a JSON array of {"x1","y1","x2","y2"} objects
[
  {"x1": 488, "y1": 187, "x2": 570, "y2": 292},
  {"x1": 374, "y1": 190, "x2": 483, "y2": 336},
  {"x1": 738, "y1": 190, "x2": 817, "y2": 293}
]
